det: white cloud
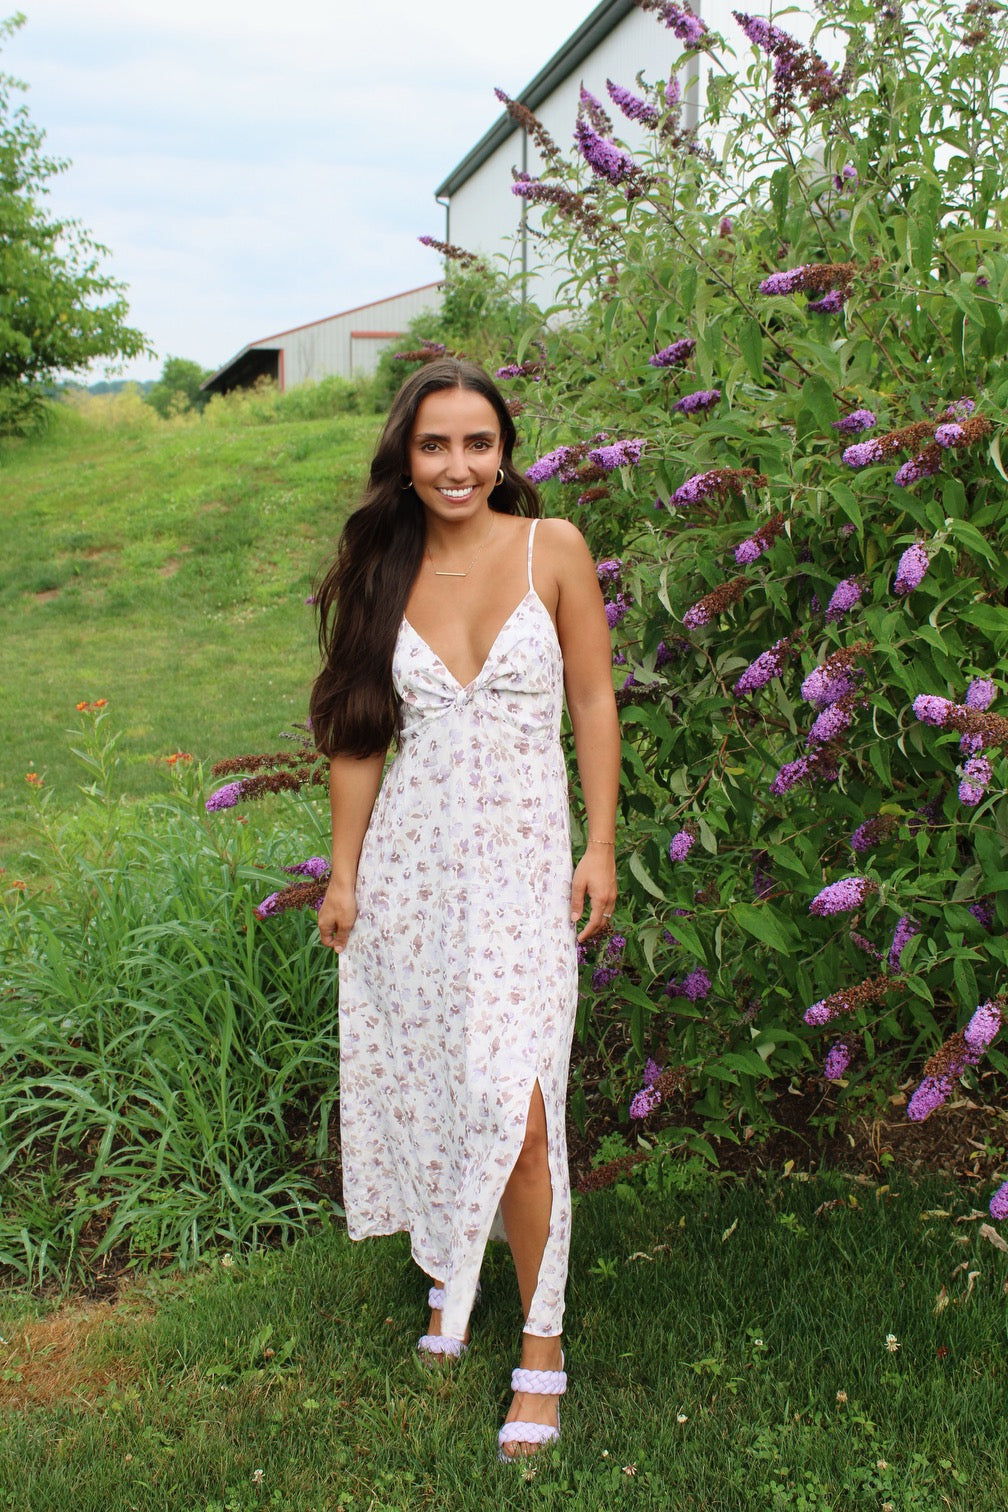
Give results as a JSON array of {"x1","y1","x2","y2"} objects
[{"x1": 6, "y1": 0, "x2": 594, "y2": 379}]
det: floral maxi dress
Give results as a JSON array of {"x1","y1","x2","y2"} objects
[{"x1": 337, "y1": 520, "x2": 578, "y2": 1341}]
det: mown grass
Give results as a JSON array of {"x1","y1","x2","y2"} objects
[
  {"x1": 0, "y1": 398, "x2": 379, "y2": 866},
  {"x1": 1, "y1": 1175, "x2": 1006, "y2": 1511}
]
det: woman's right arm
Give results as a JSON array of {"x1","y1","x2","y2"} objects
[{"x1": 318, "y1": 751, "x2": 387, "y2": 953}]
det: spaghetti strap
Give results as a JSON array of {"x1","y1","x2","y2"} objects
[{"x1": 527, "y1": 518, "x2": 539, "y2": 593}]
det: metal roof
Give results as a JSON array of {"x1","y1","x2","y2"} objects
[
  {"x1": 200, "y1": 281, "x2": 443, "y2": 392},
  {"x1": 435, "y1": 0, "x2": 636, "y2": 198}
]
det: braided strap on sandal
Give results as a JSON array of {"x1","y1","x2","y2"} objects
[
  {"x1": 426, "y1": 1279, "x2": 482, "y2": 1314},
  {"x1": 416, "y1": 1334, "x2": 467, "y2": 1357},
  {"x1": 510, "y1": 1367, "x2": 567, "y2": 1396},
  {"x1": 498, "y1": 1421, "x2": 560, "y2": 1449}
]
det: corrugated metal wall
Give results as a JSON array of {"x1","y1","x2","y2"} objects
[{"x1": 249, "y1": 284, "x2": 442, "y2": 388}]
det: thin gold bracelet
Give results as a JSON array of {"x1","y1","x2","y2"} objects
[{"x1": 586, "y1": 838, "x2": 616, "y2": 846}]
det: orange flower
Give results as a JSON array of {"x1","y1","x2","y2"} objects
[
  {"x1": 11, "y1": 880, "x2": 27, "y2": 891},
  {"x1": 25, "y1": 772, "x2": 42, "y2": 786},
  {"x1": 93, "y1": 698, "x2": 108, "y2": 708},
  {"x1": 76, "y1": 701, "x2": 90, "y2": 711},
  {"x1": 164, "y1": 752, "x2": 193, "y2": 765}
]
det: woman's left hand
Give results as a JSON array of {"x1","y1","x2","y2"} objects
[{"x1": 570, "y1": 846, "x2": 617, "y2": 942}]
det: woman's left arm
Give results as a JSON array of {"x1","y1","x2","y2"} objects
[{"x1": 546, "y1": 519, "x2": 621, "y2": 942}]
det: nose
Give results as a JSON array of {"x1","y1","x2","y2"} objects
[{"x1": 443, "y1": 445, "x2": 471, "y2": 481}]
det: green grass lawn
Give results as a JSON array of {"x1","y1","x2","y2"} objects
[
  {"x1": 0, "y1": 402, "x2": 378, "y2": 866},
  {"x1": 1, "y1": 1174, "x2": 1005, "y2": 1511}
]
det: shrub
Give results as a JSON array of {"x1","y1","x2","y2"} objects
[{"x1": 471, "y1": 0, "x2": 1008, "y2": 1181}]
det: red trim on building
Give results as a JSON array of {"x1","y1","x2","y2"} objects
[{"x1": 349, "y1": 329, "x2": 404, "y2": 339}]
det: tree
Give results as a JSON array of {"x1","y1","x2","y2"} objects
[
  {"x1": 0, "y1": 13, "x2": 149, "y2": 430},
  {"x1": 145, "y1": 356, "x2": 211, "y2": 418}
]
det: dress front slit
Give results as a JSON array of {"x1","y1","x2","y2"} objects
[{"x1": 337, "y1": 519, "x2": 578, "y2": 1341}]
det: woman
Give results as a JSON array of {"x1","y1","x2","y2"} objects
[{"x1": 311, "y1": 359, "x2": 619, "y2": 1460}]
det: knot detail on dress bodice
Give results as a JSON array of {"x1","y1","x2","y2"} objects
[{"x1": 394, "y1": 592, "x2": 563, "y2": 742}]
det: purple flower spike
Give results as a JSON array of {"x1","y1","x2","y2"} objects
[
  {"x1": 759, "y1": 266, "x2": 807, "y2": 295},
  {"x1": 893, "y1": 542, "x2": 929, "y2": 596},
  {"x1": 682, "y1": 602, "x2": 711, "y2": 629},
  {"x1": 770, "y1": 756, "x2": 810, "y2": 795},
  {"x1": 681, "y1": 968, "x2": 711, "y2": 1001},
  {"x1": 284, "y1": 857, "x2": 330, "y2": 880},
  {"x1": 589, "y1": 437, "x2": 646, "y2": 470},
  {"x1": 833, "y1": 409, "x2": 877, "y2": 435},
  {"x1": 605, "y1": 593, "x2": 631, "y2": 630},
  {"x1": 810, "y1": 876, "x2": 875, "y2": 916},
  {"x1": 596, "y1": 557, "x2": 623, "y2": 585},
  {"x1": 630, "y1": 1085, "x2": 662, "y2": 1119},
  {"x1": 804, "y1": 999, "x2": 831, "y2": 1027},
  {"x1": 526, "y1": 446, "x2": 574, "y2": 483},
  {"x1": 205, "y1": 781, "x2": 243, "y2": 813},
  {"x1": 825, "y1": 578, "x2": 863, "y2": 623},
  {"x1": 807, "y1": 702, "x2": 853, "y2": 747},
  {"x1": 944, "y1": 397, "x2": 975, "y2": 419},
  {"x1": 966, "y1": 678, "x2": 996, "y2": 711},
  {"x1": 653, "y1": 0, "x2": 708, "y2": 46},
  {"x1": 668, "y1": 828, "x2": 695, "y2": 862},
  {"x1": 964, "y1": 1000, "x2": 1001, "y2": 1054},
  {"x1": 841, "y1": 438, "x2": 883, "y2": 468},
  {"x1": 894, "y1": 450, "x2": 941, "y2": 488},
  {"x1": 807, "y1": 290, "x2": 846, "y2": 313},
  {"x1": 606, "y1": 78, "x2": 661, "y2": 128},
  {"x1": 574, "y1": 117, "x2": 642, "y2": 187},
  {"x1": 959, "y1": 755, "x2": 992, "y2": 807},
  {"x1": 673, "y1": 388, "x2": 720, "y2": 415},
  {"x1": 888, "y1": 915, "x2": 919, "y2": 973},
  {"x1": 912, "y1": 693, "x2": 953, "y2": 726},
  {"x1": 934, "y1": 422, "x2": 964, "y2": 448},
  {"x1": 649, "y1": 338, "x2": 696, "y2": 369},
  {"x1": 643, "y1": 1057, "x2": 663, "y2": 1087},
  {"x1": 969, "y1": 899, "x2": 994, "y2": 930},
  {"x1": 255, "y1": 891, "x2": 281, "y2": 919},
  {"x1": 907, "y1": 1075, "x2": 951, "y2": 1121},
  {"x1": 666, "y1": 75, "x2": 682, "y2": 106},
  {"x1": 990, "y1": 1182, "x2": 1008, "y2": 1221},
  {"x1": 734, "y1": 638, "x2": 789, "y2": 697},
  {"x1": 823, "y1": 1042, "x2": 851, "y2": 1080}
]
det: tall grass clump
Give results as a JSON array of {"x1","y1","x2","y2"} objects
[
  {"x1": 397, "y1": 1, "x2": 1008, "y2": 1198},
  {"x1": 0, "y1": 707, "x2": 339, "y2": 1286}
]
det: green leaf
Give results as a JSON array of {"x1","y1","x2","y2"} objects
[
  {"x1": 731, "y1": 902, "x2": 797, "y2": 953},
  {"x1": 737, "y1": 317, "x2": 764, "y2": 384}
]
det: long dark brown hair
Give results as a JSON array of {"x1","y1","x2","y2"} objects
[{"x1": 309, "y1": 359, "x2": 542, "y2": 758}]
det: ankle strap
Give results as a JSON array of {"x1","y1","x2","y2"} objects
[{"x1": 511, "y1": 1366, "x2": 567, "y2": 1395}]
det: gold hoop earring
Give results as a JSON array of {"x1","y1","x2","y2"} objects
[
  {"x1": 401, "y1": 478, "x2": 413, "y2": 490},
  {"x1": 495, "y1": 467, "x2": 504, "y2": 487}
]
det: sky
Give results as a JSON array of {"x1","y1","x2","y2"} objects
[{"x1": 6, "y1": 0, "x2": 595, "y2": 383}]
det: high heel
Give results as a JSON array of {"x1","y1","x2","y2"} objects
[{"x1": 497, "y1": 1356, "x2": 566, "y2": 1462}]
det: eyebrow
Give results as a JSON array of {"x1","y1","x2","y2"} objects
[{"x1": 413, "y1": 430, "x2": 498, "y2": 442}]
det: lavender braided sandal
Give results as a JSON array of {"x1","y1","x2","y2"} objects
[
  {"x1": 497, "y1": 1361, "x2": 567, "y2": 1462},
  {"x1": 416, "y1": 1281, "x2": 481, "y2": 1358}
]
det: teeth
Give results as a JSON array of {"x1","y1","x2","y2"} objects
[{"x1": 440, "y1": 488, "x2": 474, "y2": 498}]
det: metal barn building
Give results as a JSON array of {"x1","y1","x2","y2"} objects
[{"x1": 202, "y1": 282, "x2": 443, "y2": 396}]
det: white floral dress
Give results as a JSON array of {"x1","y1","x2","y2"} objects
[{"x1": 337, "y1": 520, "x2": 578, "y2": 1341}]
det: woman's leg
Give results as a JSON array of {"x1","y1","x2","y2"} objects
[{"x1": 498, "y1": 1082, "x2": 565, "y2": 1454}]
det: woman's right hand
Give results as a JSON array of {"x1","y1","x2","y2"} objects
[{"x1": 318, "y1": 880, "x2": 357, "y2": 953}]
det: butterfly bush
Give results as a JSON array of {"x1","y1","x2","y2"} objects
[{"x1": 211, "y1": 0, "x2": 1008, "y2": 1215}]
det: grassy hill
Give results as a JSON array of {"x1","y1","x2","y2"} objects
[{"x1": 0, "y1": 395, "x2": 380, "y2": 865}]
